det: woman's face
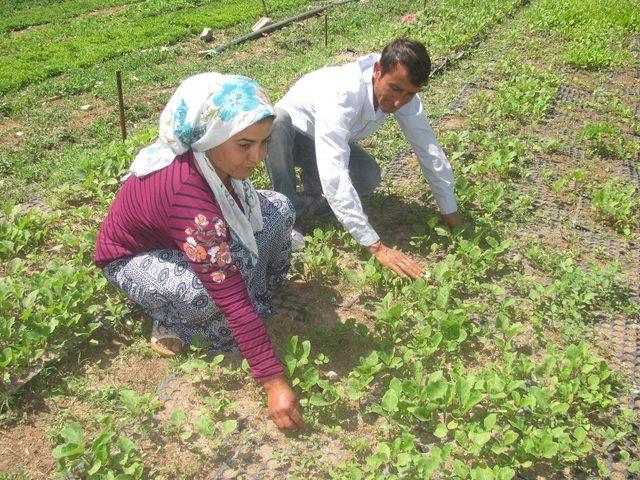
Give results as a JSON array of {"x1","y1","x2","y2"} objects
[{"x1": 205, "y1": 117, "x2": 273, "y2": 181}]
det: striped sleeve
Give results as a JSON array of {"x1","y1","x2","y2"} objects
[{"x1": 167, "y1": 181, "x2": 283, "y2": 382}]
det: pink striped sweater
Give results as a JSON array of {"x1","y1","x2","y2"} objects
[{"x1": 94, "y1": 151, "x2": 283, "y2": 381}]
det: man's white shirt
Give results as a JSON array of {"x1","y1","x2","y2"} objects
[{"x1": 276, "y1": 53, "x2": 458, "y2": 246}]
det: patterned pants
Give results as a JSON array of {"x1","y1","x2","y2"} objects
[{"x1": 102, "y1": 190, "x2": 294, "y2": 351}]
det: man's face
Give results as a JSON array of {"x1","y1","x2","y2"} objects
[{"x1": 372, "y1": 61, "x2": 422, "y2": 113}]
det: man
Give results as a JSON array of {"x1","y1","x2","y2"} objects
[{"x1": 265, "y1": 38, "x2": 463, "y2": 280}]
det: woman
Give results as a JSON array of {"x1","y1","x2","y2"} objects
[{"x1": 94, "y1": 73, "x2": 304, "y2": 430}]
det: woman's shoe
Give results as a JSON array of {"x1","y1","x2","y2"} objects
[{"x1": 150, "y1": 321, "x2": 184, "y2": 357}]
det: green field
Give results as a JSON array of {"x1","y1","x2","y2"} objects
[{"x1": 0, "y1": 0, "x2": 639, "y2": 478}]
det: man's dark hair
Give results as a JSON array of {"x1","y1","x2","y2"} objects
[{"x1": 380, "y1": 38, "x2": 431, "y2": 86}]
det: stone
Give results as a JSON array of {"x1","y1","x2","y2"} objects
[
  {"x1": 251, "y1": 16, "x2": 272, "y2": 32},
  {"x1": 222, "y1": 468, "x2": 237, "y2": 479},
  {"x1": 200, "y1": 28, "x2": 213, "y2": 42},
  {"x1": 258, "y1": 444, "x2": 274, "y2": 460},
  {"x1": 80, "y1": 104, "x2": 92, "y2": 111},
  {"x1": 15, "y1": 131, "x2": 24, "y2": 137},
  {"x1": 325, "y1": 370, "x2": 339, "y2": 382}
]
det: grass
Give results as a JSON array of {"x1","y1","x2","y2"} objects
[
  {"x1": 0, "y1": 0, "x2": 143, "y2": 33},
  {"x1": 0, "y1": 0, "x2": 313, "y2": 94}
]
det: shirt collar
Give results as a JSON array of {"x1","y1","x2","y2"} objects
[{"x1": 358, "y1": 53, "x2": 381, "y2": 121}]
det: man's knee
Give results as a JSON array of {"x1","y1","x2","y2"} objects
[
  {"x1": 352, "y1": 161, "x2": 381, "y2": 196},
  {"x1": 270, "y1": 108, "x2": 294, "y2": 142},
  {"x1": 265, "y1": 108, "x2": 296, "y2": 176}
]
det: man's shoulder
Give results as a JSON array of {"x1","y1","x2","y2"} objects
[{"x1": 317, "y1": 59, "x2": 370, "y2": 104}]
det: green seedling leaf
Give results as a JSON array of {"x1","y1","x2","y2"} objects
[
  {"x1": 60, "y1": 421, "x2": 85, "y2": 445},
  {"x1": 471, "y1": 431, "x2": 491, "y2": 448},
  {"x1": 52, "y1": 442, "x2": 85, "y2": 460},
  {"x1": 426, "y1": 371, "x2": 448, "y2": 400},
  {"x1": 170, "y1": 409, "x2": 187, "y2": 429},
  {"x1": 221, "y1": 419, "x2": 237, "y2": 437},
  {"x1": 381, "y1": 388, "x2": 398, "y2": 413},
  {"x1": 483, "y1": 413, "x2": 497, "y2": 430},
  {"x1": 503, "y1": 430, "x2": 518, "y2": 445},
  {"x1": 471, "y1": 466, "x2": 494, "y2": 480},
  {"x1": 434, "y1": 423, "x2": 448, "y2": 438}
]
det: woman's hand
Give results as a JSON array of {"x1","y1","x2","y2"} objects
[{"x1": 261, "y1": 375, "x2": 305, "y2": 430}]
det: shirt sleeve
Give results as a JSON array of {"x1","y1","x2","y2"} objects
[
  {"x1": 314, "y1": 90, "x2": 380, "y2": 246},
  {"x1": 395, "y1": 96, "x2": 458, "y2": 214},
  {"x1": 168, "y1": 189, "x2": 283, "y2": 382}
]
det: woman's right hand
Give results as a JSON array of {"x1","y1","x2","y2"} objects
[{"x1": 261, "y1": 375, "x2": 305, "y2": 430}]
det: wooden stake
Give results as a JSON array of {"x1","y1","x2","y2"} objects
[
  {"x1": 261, "y1": 0, "x2": 268, "y2": 17},
  {"x1": 116, "y1": 70, "x2": 127, "y2": 142},
  {"x1": 324, "y1": 13, "x2": 328, "y2": 47}
]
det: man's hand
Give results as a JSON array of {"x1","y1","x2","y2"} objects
[
  {"x1": 262, "y1": 375, "x2": 305, "y2": 430},
  {"x1": 367, "y1": 241, "x2": 423, "y2": 280},
  {"x1": 441, "y1": 211, "x2": 463, "y2": 229}
]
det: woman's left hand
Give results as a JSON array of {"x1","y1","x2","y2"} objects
[{"x1": 262, "y1": 375, "x2": 305, "y2": 430}]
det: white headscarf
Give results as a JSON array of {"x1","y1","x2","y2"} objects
[{"x1": 127, "y1": 73, "x2": 275, "y2": 264}]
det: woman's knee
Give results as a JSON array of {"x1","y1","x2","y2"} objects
[{"x1": 260, "y1": 190, "x2": 296, "y2": 227}]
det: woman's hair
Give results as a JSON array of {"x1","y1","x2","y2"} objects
[{"x1": 380, "y1": 38, "x2": 431, "y2": 87}]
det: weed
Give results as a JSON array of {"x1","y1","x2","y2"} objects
[
  {"x1": 590, "y1": 178, "x2": 639, "y2": 235},
  {"x1": 579, "y1": 122, "x2": 638, "y2": 160}
]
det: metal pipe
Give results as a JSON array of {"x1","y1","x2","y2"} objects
[{"x1": 199, "y1": 0, "x2": 358, "y2": 57}]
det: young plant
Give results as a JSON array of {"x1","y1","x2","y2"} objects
[
  {"x1": 52, "y1": 417, "x2": 145, "y2": 479},
  {"x1": 590, "y1": 178, "x2": 639, "y2": 235}
]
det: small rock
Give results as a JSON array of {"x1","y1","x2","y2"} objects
[
  {"x1": 200, "y1": 28, "x2": 213, "y2": 42},
  {"x1": 15, "y1": 131, "x2": 24, "y2": 137},
  {"x1": 251, "y1": 16, "x2": 272, "y2": 32},
  {"x1": 258, "y1": 444, "x2": 274, "y2": 460},
  {"x1": 266, "y1": 459, "x2": 279, "y2": 470},
  {"x1": 325, "y1": 370, "x2": 339, "y2": 382},
  {"x1": 80, "y1": 104, "x2": 92, "y2": 111},
  {"x1": 160, "y1": 46, "x2": 171, "y2": 52},
  {"x1": 222, "y1": 468, "x2": 237, "y2": 479},
  {"x1": 48, "y1": 244, "x2": 64, "y2": 252}
]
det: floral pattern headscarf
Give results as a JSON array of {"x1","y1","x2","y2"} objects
[{"x1": 128, "y1": 73, "x2": 275, "y2": 264}]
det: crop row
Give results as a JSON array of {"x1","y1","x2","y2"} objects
[
  {"x1": 0, "y1": 139, "x2": 136, "y2": 396},
  {"x1": 0, "y1": 0, "x2": 142, "y2": 33},
  {"x1": 0, "y1": 0, "x2": 313, "y2": 94}
]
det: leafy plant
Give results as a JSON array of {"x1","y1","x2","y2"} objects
[
  {"x1": 590, "y1": 178, "x2": 639, "y2": 235},
  {"x1": 52, "y1": 417, "x2": 145, "y2": 479},
  {"x1": 579, "y1": 122, "x2": 637, "y2": 159},
  {"x1": 0, "y1": 205, "x2": 51, "y2": 259},
  {"x1": 294, "y1": 228, "x2": 341, "y2": 282}
]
